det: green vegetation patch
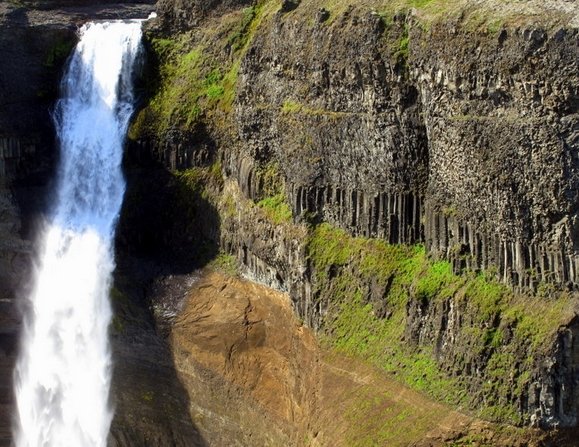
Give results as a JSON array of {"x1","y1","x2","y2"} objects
[
  {"x1": 227, "y1": 6, "x2": 259, "y2": 52},
  {"x1": 257, "y1": 193, "x2": 292, "y2": 224},
  {"x1": 173, "y1": 161, "x2": 223, "y2": 202},
  {"x1": 310, "y1": 225, "x2": 466, "y2": 405},
  {"x1": 308, "y1": 222, "x2": 574, "y2": 424},
  {"x1": 280, "y1": 99, "x2": 348, "y2": 118},
  {"x1": 208, "y1": 252, "x2": 239, "y2": 276},
  {"x1": 344, "y1": 387, "x2": 432, "y2": 446},
  {"x1": 393, "y1": 23, "x2": 410, "y2": 63},
  {"x1": 130, "y1": 1, "x2": 273, "y2": 138},
  {"x1": 252, "y1": 162, "x2": 293, "y2": 224}
]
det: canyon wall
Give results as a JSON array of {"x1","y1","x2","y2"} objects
[
  {"x1": 1, "y1": 0, "x2": 578, "y2": 439},
  {"x1": 129, "y1": 0, "x2": 579, "y2": 429},
  {"x1": 230, "y1": 5, "x2": 579, "y2": 290}
]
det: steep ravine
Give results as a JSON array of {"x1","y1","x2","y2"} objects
[{"x1": 1, "y1": 0, "x2": 579, "y2": 445}]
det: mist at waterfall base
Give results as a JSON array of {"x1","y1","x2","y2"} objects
[{"x1": 13, "y1": 20, "x2": 143, "y2": 447}]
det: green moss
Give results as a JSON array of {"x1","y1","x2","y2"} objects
[
  {"x1": 206, "y1": 83, "x2": 225, "y2": 99},
  {"x1": 463, "y1": 273, "x2": 506, "y2": 322},
  {"x1": 442, "y1": 205, "x2": 457, "y2": 217},
  {"x1": 344, "y1": 386, "x2": 431, "y2": 446},
  {"x1": 173, "y1": 161, "x2": 223, "y2": 203},
  {"x1": 151, "y1": 37, "x2": 175, "y2": 54},
  {"x1": 256, "y1": 193, "x2": 292, "y2": 224},
  {"x1": 228, "y1": 6, "x2": 258, "y2": 52},
  {"x1": 256, "y1": 161, "x2": 284, "y2": 198},
  {"x1": 209, "y1": 160, "x2": 223, "y2": 182},
  {"x1": 410, "y1": 0, "x2": 435, "y2": 6},
  {"x1": 281, "y1": 100, "x2": 303, "y2": 114},
  {"x1": 174, "y1": 167, "x2": 204, "y2": 194},
  {"x1": 142, "y1": 391, "x2": 154, "y2": 402},
  {"x1": 487, "y1": 18, "x2": 503, "y2": 34},
  {"x1": 322, "y1": 274, "x2": 466, "y2": 406},
  {"x1": 503, "y1": 295, "x2": 573, "y2": 351},
  {"x1": 131, "y1": 1, "x2": 272, "y2": 137},
  {"x1": 249, "y1": 161, "x2": 293, "y2": 223},
  {"x1": 143, "y1": 39, "x2": 206, "y2": 132},
  {"x1": 308, "y1": 222, "x2": 573, "y2": 423},
  {"x1": 415, "y1": 260, "x2": 454, "y2": 301},
  {"x1": 392, "y1": 23, "x2": 410, "y2": 64},
  {"x1": 209, "y1": 252, "x2": 239, "y2": 276}
]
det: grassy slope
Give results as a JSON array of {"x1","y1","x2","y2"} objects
[{"x1": 308, "y1": 223, "x2": 575, "y2": 424}]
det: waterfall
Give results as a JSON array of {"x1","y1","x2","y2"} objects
[{"x1": 13, "y1": 20, "x2": 143, "y2": 447}]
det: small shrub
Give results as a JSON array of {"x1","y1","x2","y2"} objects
[{"x1": 209, "y1": 252, "x2": 238, "y2": 276}]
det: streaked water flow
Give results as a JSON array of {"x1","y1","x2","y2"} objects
[{"x1": 14, "y1": 20, "x2": 143, "y2": 447}]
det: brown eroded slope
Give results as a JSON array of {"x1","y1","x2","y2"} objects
[{"x1": 163, "y1": 269, "x2": 554, "y2": 446}]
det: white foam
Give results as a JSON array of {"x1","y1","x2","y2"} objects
[{"x1": 14, "y1": 20, "x2": 143, "y2": 447}]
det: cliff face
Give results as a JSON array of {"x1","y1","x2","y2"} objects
[
  {"x1": 142, "y1": 0, "x2": 579, "y2": 288},
  {"x1": 128, "y1": 0, "x2": 579, "y2": 430},
  {"x1": 231, "y1": 6, "x2": 579, "y2": 290},
  {"x1": 416, "y1": 24, "x2": 579, "y2": 289}
]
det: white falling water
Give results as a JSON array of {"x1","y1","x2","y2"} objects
[{"x1": 14, "y1": 20, "x2": 144, "y2": 447}]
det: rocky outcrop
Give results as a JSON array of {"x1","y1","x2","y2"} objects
[
  {"x1": 144, "y1": 0, "x2": 579, "y2": 292},
  {"x1": 155, "y1": 0, "x2": 254, "y2": 31},
  {"x1": 416, "y1": 24, "x2": 579, "y2": 290}
]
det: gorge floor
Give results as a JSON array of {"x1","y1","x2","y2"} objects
[{"x1": 145, "y1": 268, "x2": 562, "y2": 446}]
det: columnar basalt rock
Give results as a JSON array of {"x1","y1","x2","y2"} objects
[
  {"x1": 230, "y1": 11, "x2": 579, "y2": 291},
  {"x1": 415, "y1": 24, "x2": 579, "y2": 290},
  {"x1": 135, "y1": 0, "x2": 579, "y2": 429}
]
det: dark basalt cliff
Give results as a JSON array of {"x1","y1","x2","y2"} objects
[
  {"x1": 126, "y1": 0, "x2": 579, "y2": 432},
  {"x1": 233, "y1": 7, "x2": 579, "y2": 291}
]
